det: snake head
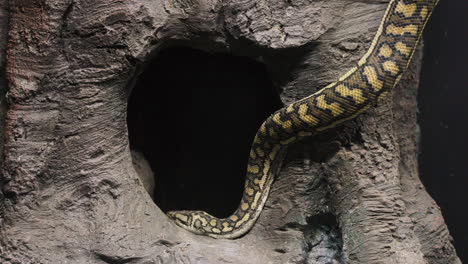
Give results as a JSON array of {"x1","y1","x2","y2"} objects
[{"x1": 167, "y1": 210, "x2": 215, "y2": 235}]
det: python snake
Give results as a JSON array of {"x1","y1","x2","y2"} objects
[{"x1": 167, "y1": 0, "x2": 440, "y2": 239}]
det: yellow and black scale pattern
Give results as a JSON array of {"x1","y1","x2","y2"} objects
[{"x1": 167, "y1": 0, "x2": 440, "y2": 239}]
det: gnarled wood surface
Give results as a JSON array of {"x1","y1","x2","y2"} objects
[{"x1": 0, "y1": 0, "x2": 460, "y2": 263}]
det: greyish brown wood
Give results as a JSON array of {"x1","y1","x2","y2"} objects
[{"x1": 0, "y1": 0, "x2": 461, "y2": 263}]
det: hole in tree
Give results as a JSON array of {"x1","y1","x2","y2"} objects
[
  {"x1": 305, "y1": 214, "x2": 344, "y2": 262},
  {"x1": 127, "y1": 47, "x2": 283, "y2": 217}
]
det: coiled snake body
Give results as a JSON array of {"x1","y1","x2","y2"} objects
[{"x1": 167, "y1": 0, "x2": 440, "y2": 239}]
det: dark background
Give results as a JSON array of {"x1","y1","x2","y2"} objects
[{"x1": 418, "y1": 0, "x2": 467, "y2": 261}]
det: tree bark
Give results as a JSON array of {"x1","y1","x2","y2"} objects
[
  {"x1": 0, "y1": 0, "x2": 461, "y2": 263},
  {"x1": 0, "y1": 0, "x2": 8, "y2": 175}
]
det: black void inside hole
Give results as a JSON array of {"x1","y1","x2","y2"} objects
[{"x1": 127, "y1": 47, "x2": 283, "y2": 218}]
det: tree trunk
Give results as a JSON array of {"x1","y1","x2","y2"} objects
[{"x1": 0, "y1": 0, "x2": 461, "y2": 263}]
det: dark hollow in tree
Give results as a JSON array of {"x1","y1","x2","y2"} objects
[{"x1": 127, "y1": 47, "x2": 282, "y2": 217}]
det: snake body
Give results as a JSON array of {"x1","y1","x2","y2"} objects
[{"x1": 167, "y1": 0, "x2": 440, "y2": 239}]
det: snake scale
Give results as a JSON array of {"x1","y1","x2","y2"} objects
[{"x1": 167, "y1": 0, "x2": 440, "y2": 239}]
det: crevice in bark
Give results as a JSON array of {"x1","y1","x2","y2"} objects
[
  {"x1": 305, "y1": 213, "x2": 344, "y2": 263},
  {"x1": 94, "y1": 252, "x2": 143, "y2": 264},
  {"x1": 127, "y1": 46, "x2": 283, "y2": 218}
]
